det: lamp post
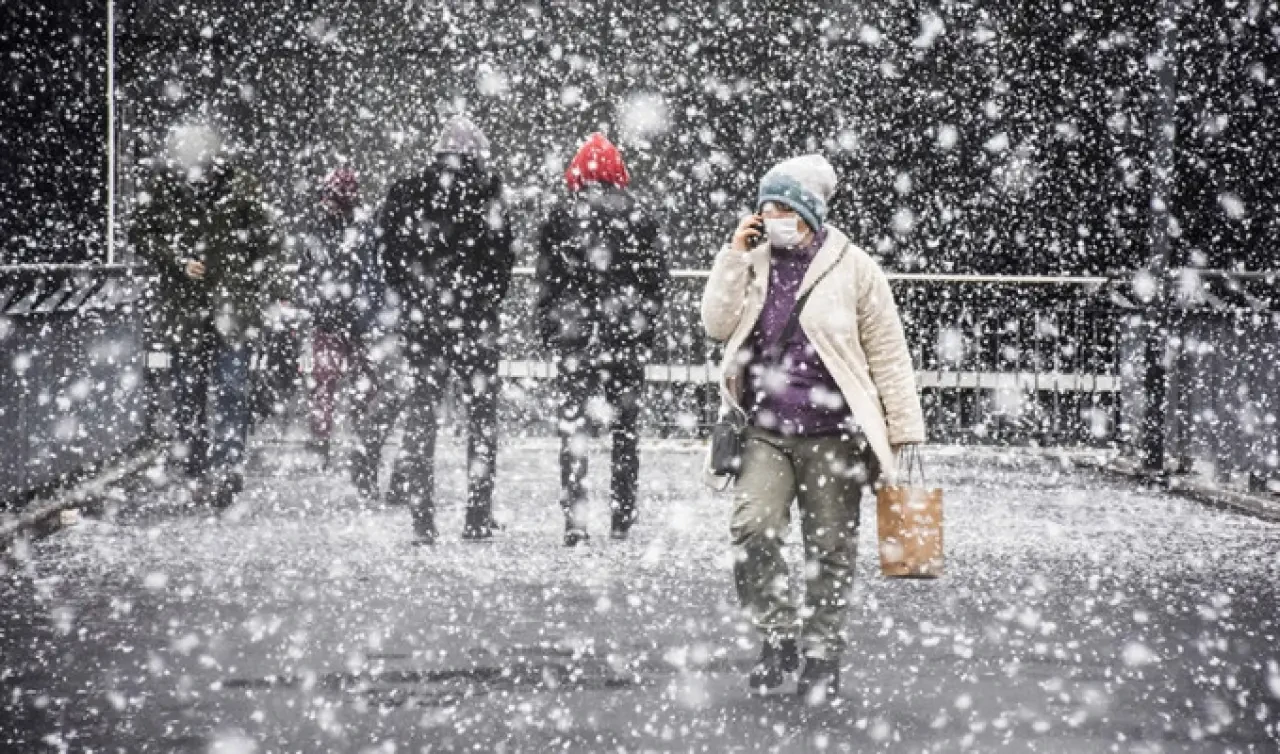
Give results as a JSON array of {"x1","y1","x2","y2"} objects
[
  {"x1": 106, "y1": 0, "x2": 116, "y2": 265},
  {"x1": 1142, "y1": 0, "x2": 1178, "y2": 473}
]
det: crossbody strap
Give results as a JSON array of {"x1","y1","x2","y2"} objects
[{"x1": 765, "y1": 241, "x2": 850, "y2": 366}]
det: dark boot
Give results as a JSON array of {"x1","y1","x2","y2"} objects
[
  {"x1": 386, "y1": 469, "x2": 411, "y2": 507},
  {"x1": 183, "y1": 454, "x2": 209, "y2": 480},
  {"x1": 412, "y1": 504, "x2": 437, "y2": 546},
  {"x1": 748, "y1": 638, "x2": 799, "y2": 693},
  {"x1": 610, "y1": 508, "x2": 638, "y2": 540},
  {"x1": 351, "y1": 461, "x2": 379, "y2": 501},
  {"x1": 797, "y1": 657, "x2": 841, "y2": 705},
  {"x1": 461, "y1": 508, "x2": 497, "y2": 541},
  {"x1": 563, "y1": 507, "x2": 589, "y2": 547},
  {"x1": 206, "y1": 471, "x2": 243, "y2": 511}
]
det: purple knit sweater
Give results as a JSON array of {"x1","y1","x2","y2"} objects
[{"x1": 742, "y1": 229, "x2": 856, "y2": 436}]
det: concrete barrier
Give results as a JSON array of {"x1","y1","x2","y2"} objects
[{"x1": 0, "y1": 266, "x2": 149, "y2": 508}]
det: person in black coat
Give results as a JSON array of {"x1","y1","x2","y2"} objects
[
  {"x1": 376, "y1": 116, "x2": 514, "y2": 543},
  {"x1": 133, "y1": 123, "x2": 285, "y2": 509},
  {"x1": 535, "y1": 132, "x2": 667, "y2": 545}
]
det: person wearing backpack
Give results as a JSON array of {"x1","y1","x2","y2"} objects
[
  {"x1": 376, "y1": 116, "x2": 513, "y2": 543},
  {"x1": 535, "y1": 132, "x2": 667, "y2": 545},
  {"x1": 700, "y1": 155, "x2": 925, "y2": 704}
]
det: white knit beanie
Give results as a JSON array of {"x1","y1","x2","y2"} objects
[
  {"x1": 433, "y1": 115, "x2": 491, "y2": 160},
  {"x1": 757, "y1": 154, "x2": 839, "y2": 230}
]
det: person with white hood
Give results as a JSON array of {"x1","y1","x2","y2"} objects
[
  {"x1": 700, "y1": 154, "x2": 925, "y2": 704},
  {"x1": 376, "y1": 116, "x2": 514, "y2": 543}
]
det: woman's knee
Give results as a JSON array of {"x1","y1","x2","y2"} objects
[{"x1": 730, "y1": 495, "x2": 789, "y2": 546}]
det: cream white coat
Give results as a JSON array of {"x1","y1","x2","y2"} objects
[{"x1": 701, "y1": 224, "x2": 926, "y2": 485}]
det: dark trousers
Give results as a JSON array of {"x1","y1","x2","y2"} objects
[
  {"x1": 555, "y1": 355, "x2": 644, "y2": 524},
  {"x1": 170, "y1": 327, "x2": 251, "y2": 479},
  {"x1": 387, "y1": 339, "x2": 499, "y2": 536},
  {"x1": 345, "y1": 332, "x2": 402, "y2": 491},
  {"x1": 251, "y1": 324, "x2": 302, "y2": 422}
]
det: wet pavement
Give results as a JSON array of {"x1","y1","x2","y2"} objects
[{"x1": 2, "y1": 440, "x2": 1279, "y2": 752}]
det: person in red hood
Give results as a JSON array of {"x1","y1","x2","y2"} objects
[{"x1": 535, "y1": 133, "x2": 668, "y2": 545}]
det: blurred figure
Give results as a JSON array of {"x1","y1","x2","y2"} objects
[
  {"x1": 133, "y1": 122, "x2": 285, "y2": 508},
  {"x1": 535, "y1": 132, "x2": 667, "y2": 545},
  {"x1": 299, "y1": 167, "x2": 386, "y2": 482},
  {"x1": 377, "y1": 116, "x2": 514, "y2": 543}
]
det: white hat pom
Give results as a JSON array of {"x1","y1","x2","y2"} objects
[{"x1": 775, "y1": 154, "x2": 838, "y2": 202}]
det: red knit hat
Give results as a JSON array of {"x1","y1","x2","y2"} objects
[{"x1": 565, "y1": 133, "x2": 630, "y2": 191}]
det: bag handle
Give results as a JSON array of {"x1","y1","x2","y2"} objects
[{"x1": 895, "y1": 444, "x2": 927, "y2": 486}]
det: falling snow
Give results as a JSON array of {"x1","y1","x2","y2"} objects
[{"x1": 3, "y1": 0, "x2": 1280, "y2": 751}]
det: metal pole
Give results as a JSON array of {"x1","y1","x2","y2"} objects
[
  {"x1": 106, "y1": 0, "x2": 116, "y2": 265},
  {"x1": 1143, "y1": 0, "x2": 1178, "y2": 473}
]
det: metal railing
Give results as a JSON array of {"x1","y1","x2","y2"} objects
[
  {"x1": 0, "y1": 262, "x2": 1129, "y2": 505},
  {"x1": 495, "y1": 269, "x2": 1124, "y2": 443},
  {"x1": 0, "y1": 264, "x2": 143, "y2": 316},
  {"x1": 12, "y1": 259, "x2": 1277, "y2": 504},
  {"x1": 1113, "y1": 268, "x2": 1280, "y2": 488}
]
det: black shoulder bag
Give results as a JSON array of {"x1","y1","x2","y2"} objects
[{"x1": 709, "y1": 242, "x2": 850, "y2": 478}]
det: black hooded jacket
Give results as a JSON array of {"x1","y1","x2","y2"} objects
[
  {"x1": 534, "y1": 185, "x2": 666, "y2": 364},
  {"x1": 378, "y1": 154, "x2": 514, "y2": 352}
]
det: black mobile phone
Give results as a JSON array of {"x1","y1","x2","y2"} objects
[{"x1": 747, "y1": 217, "x2": 766, "y2": 246}]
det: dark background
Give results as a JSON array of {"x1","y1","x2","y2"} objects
[
  {"x1": 1, "y1": 0, "x2": 108, "y2": 263},
  {"x1": 2, "y1": 0, "x2": 1276, "y2": 273}
]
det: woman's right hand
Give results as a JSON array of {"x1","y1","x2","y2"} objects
[{"x1": 731, "y1": 214, "x2": 764, "y2": 252}]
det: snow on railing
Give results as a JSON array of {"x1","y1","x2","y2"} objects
[
  {"x1": 0, "y1": 264, "x2": 143, "y2": 316},
  {"x1": 510, "y1": 266, "x2": 1112, "y2": 285}
]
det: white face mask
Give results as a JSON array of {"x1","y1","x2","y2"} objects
[{"x1": 764, "y1": 217, "x2": 805, "y2": 248}]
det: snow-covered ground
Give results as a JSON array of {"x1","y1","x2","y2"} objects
[{"x1": 3, "y1": 440, "x2": 1279, "y2": 752}]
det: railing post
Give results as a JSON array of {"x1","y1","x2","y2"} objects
[
  {"x1": 1141, "y1": 0, "x2": 1179, "y2": 474},
  {"x1": 1140, "y1": 313, "x2": 1168, "y2": 472}
]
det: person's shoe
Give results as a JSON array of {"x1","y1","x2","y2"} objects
[
  {"x1": 183, "y1": 459, "x2": 209, "y2": 480},
  {"x1": 385, "y1": 471, "x2": 411, "y2": 507},
  {"x1": 207, "y1": 472, "x2": 243, "y2": 511},
  {"x1": 748, "y1": 638, "x2": 799, "y2": 693},
  {"x1": 461, "y1": 510, "x2": 497, "y2": 541},
  {"x1": 563, "y1": 506, "x2": 589, "y2": 547},
  {"x1": 351, "y1": 460, "x2": 379, "y2": 501},
  {"x1": 412, "y1": 508, "x2": 437, "y2": 546},
  {"x1": 610, "y1": 508, "x2": 638, "y2": 540},
  {"x1": 606, "y1": 514, "x2": 632, "y2": 537},
  {"x1": 797, "y1": 657, "x2": 841, "y2": 705}
]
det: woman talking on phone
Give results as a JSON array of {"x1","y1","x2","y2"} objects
[{"x1": 700, "y1": 154, "x2": 926, "y2": 704}]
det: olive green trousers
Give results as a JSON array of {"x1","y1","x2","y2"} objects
[{"x1": 730, "y1": 426, "x2": 869, "y2": 658}]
